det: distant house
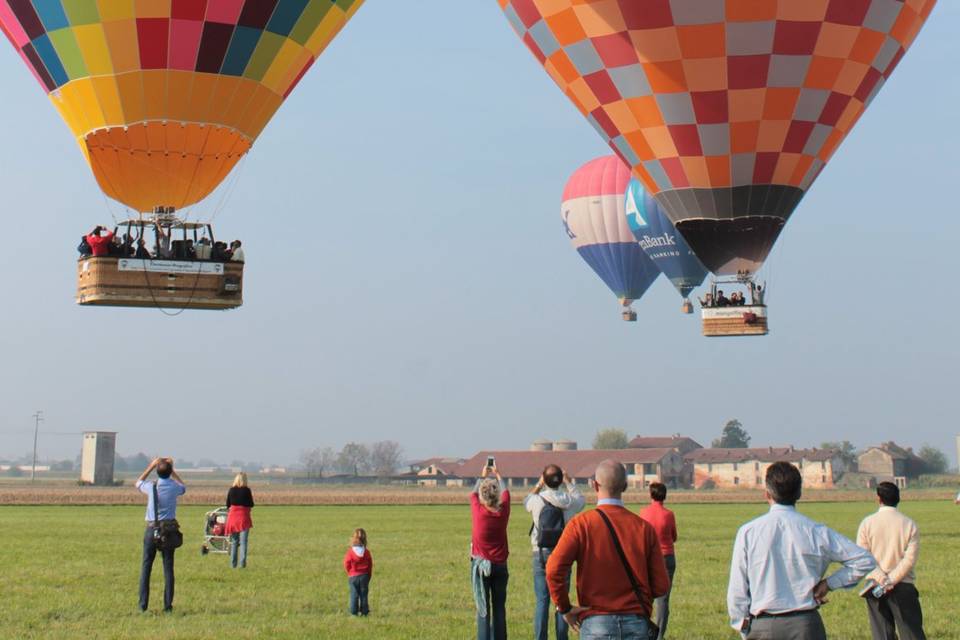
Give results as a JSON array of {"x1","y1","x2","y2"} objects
[
  {"x1": 685, "y1": 446, "x2": 843, "y2": 489},
  {"x1": 630, "y1": 435, "x2": 703, "y2": 487},
  {"x1": 455, "y1": 447, "x2": 686, "y2": 489},
  {"x1": 857, "y1": 442, "x2": 926, "y2": 487},
  {"x1": 403, "y1": 457, "x2": 466, "y2": 487}
]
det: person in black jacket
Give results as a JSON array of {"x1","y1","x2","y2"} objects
[{"x1": 225, "y1": 473, "x2": 255, "y2": 568}]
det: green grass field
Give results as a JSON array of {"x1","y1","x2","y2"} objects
[{"x1": 2, "y1": 501, "x2": 957, "y2": 639}]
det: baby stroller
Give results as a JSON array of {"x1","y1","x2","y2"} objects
[{"x1": 201, "y1": 506, "x2": 231, "y2": 555}]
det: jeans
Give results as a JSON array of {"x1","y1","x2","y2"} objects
[
  {"x1": 139, "y1": 526, "x2": 175, "y2": 611},
  {"x1": 654, "y1": 554, "x2": 676, "y2": 639},
  {"x1": 229, "y1": 529, "x2": 249, "y2": 568},
  {"x1": 348, "y1": 574, "x2": 371, "y2": 615},
  {"x1": 477, "y1": 562, "x2": 509, "y2": 640},
  {"x1": 580, "y1": 615, "x2": 649, "y2": 640},
  {"x1": 533, "y1": 549, "x2": 569, "y2": 640}
]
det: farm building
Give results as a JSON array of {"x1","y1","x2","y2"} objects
[
  {"x1": 80, "y1": 431, "x2": 117, "y2": 486},
  {"x1": 629, "y1": 435, "x2": 703, "y2": 487},
  {"x1": 403, "y1": 457, "x2": 467, "y2": 487},
  {"x1": 857, "y1": 442, "x2": 926, "y2": 487},
  {"x1": 685, "y1": 446, "x2": 843, "y2": 489},
  {"x1": 455, "y1": 445, "x2": 686, "y2": 488}
]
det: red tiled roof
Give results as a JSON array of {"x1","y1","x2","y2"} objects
[
  {"x1": 454, "y1": 449, "x2": 678, "y2": 479},
  {"x1": 685, "y1": 447, "x2": 835, "y2": 464},
  {"x1": 628, "y1": 436, "x2": 703, "y2": 450}
]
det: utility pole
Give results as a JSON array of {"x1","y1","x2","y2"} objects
[{"x1": 31, "y1": 410, "x2": 43, "y2": 483}]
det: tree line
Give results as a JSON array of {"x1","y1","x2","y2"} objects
[{"x1": 299, "y1": 441, "x2": 404, "y2": 479}]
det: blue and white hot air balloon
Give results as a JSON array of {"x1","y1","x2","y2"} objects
[{"x1": 625, "y1": 178, "x2": 708, "y2": 314}]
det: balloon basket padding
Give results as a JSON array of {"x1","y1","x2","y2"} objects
[
  {"x1": 76, "y1": 257, "x2": 243, "y2": 310},
  {"x1": 701, "y1": 305, "x2": 768, "y2": 337}
]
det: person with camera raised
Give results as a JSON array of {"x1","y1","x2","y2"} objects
[
  {"x1": 135, "y1": 457, "x2": 186, "y2": 613},
  {"x1": 525, "y1": 464, "x2": 584, "y2": 640}
]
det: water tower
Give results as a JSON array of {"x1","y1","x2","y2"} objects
[
  {"x1": 530, "y1": 439, "x2": 553, "y2": 452},
  {"x1": 553, "y1": 439, "x2": 578, "y2": 451},
  {"x1": 81, "y1": 431, "x2": 116, "y2": 485}
]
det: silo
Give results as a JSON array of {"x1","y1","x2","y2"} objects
[
  {"x1": 530, "y1": 439, "x2": 553, "y2": 452},
  {"x1": 553, "y1": 439, "x2": 578, "y2": 451},
  {"x1": 81, "y1": 431, "x2": 117, "y2": 485}
]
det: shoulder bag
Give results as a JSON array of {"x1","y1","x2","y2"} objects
[
  {"x1": 595, "y1": 508, "x2": 660, "y2": 640},
  {"x1": 152, "y1": 483, "x2": 183, "y2": 551}
]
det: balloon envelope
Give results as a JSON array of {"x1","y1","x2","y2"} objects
[
  {"x1": 0, "y1": 0, "x2": 364, "y2": 212},
  {"x1": 499, "y1": 0, "x2": 936, "y2": 274},
  {"x1": 562, "y1": 156, "x2": 660, "y2": 305},
  {"x1": 625, "y1": 177, "x2": 707, "y2": 300}
]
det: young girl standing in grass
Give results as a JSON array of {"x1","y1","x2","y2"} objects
[{"x1": 343, "y1": 528, "x2": 373, "y2": 616}]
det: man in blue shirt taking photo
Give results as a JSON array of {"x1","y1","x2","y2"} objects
[{"x1": 136, "y1": 457, "x2": 186, "y2": 612}]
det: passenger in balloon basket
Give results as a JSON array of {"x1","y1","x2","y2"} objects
[
  {"x1": 85, "y1": 225, "x2": 115, "y2": 257},
  {"x1": 134, "y1": 238, "x2": 151, "y2": 259},
  {"x1": 195, "y1": 237, "x2": 212, "y2": 260},
  {"x1": 697, "y1": 293, "x2": 714, "y2": 308},
  {"x1": 715, "y1": 290, "x2": 730, "y2": 307},
  {"x1": 229, "y1": 240, "x2": 245, "y2": 262}
]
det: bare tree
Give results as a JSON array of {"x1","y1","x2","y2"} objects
[
  {"x1": 370, "y1": 441, "x2": 404, "y2": 477},
  {"x1": 300, "y1": 447, "x2": 336, "y2": 479},
  {"x1": 336, "y1": 442, "x2": 370, "y2": 476}
]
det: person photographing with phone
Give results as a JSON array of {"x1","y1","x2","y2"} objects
[
  {"x1": 135, "y1": 457, "x2": 186, "y2": 612},
  {"x1": 525, "y1": 464, "x2": 584, "y2": 640},
  {"x1": 470, "y1": 458, "x2": 510, "y2": 640}
]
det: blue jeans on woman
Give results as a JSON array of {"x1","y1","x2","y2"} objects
[
  {"x1": 533, "y1": 549, "x2": 569, "y2": 640},
  {"x1": 579, "y1": 615, "x2": 649, "y2": 640},
  {"x1": 477, "y1": 562, "x2": 509, "y2": 640},
  {"x1": 348, "y1": 573, "x2": 371, "y2": 615},
  {"x1": 229, "y1": 529, "x2": 249, "y2": 568}
]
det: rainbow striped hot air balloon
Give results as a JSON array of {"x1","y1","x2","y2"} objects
[
  {"x1": 562, "y1": 155, "x2": 660, "y2": 321},
  {"x1": 0, "y1": 0, "x2": 364, "y2": 212},
  {"x1": 499, "y1": 0, "x2": 936, "y2": 277}
]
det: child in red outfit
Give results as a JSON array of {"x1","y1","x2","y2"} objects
[{"x1": 343, "y1": 528, "x2": 373, "y2": 616}]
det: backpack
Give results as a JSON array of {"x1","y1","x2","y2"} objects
[{"x1": 534, "y1": 499, "x2": 566, "y2": 549}]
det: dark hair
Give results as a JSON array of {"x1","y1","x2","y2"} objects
[
  {"x1": 542, "y1": 464, "x2": 563, "y2": 489},
  {"x1": 876, "y1": 481, "x2": 900, "y2": 507},
  {"x1": 765, "y1": 461, "x2": 801, "y2": 505},
  {"x1": 156, "y1": 460, "x2": 172, "y2": 479},
  {"x1": 649, "y1": 482, "x2": 667, "y2": 502}
]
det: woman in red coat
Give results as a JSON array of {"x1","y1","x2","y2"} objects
[{"x1": 225, "y1": 472, "x2": 254, "y2": 568}]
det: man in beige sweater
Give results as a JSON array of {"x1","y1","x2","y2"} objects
[{"x1": 856, "y1": 482, "x2": 926, "y2": 640}]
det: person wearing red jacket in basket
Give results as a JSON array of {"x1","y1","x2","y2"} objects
[
  {"x1": 85, "y1": 225, "x2": 115, "y2": 256},
  {"x1": 344, "y1": 528, "x2": 374, "y2": 616}
]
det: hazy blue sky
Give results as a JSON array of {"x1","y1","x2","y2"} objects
[{"x1": 0, "y1": 2, "x2": 957, "y2": 468}]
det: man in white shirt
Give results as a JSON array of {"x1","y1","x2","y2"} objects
[
  {"x1": 524, "y1": 464, "x2": 585, "y2": 640},
  {"x1": 727, "y1": 461, "x2": 876, "y2": 639},
  {"x1": 230, "y1": 240, "x2": 245, "y2": 262},
  {"x1": 857, "y1": 482, "x2": 926, "y2": 640}
]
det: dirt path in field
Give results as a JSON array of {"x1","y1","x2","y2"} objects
[{"x1": 0, "y1": 483, "x2": 954, "y2": 506}]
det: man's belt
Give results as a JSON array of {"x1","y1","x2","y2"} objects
[{"x1": 755, "y1": 608, "x2": 817, "y2": 619}]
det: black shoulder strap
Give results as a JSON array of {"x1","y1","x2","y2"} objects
[
  {"x1": 152, "y1": 482, "x2": 161, "y2": 524},
  {"x1": 595, "y1": 508, "x2": 645, "y2": 607}
]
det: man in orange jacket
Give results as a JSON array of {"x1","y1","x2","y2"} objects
[{"x1": 546, "y1": 460, "x2": 671, "y2": 640}]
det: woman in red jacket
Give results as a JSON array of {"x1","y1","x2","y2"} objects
[
  {"x1": 225, "y1": 472, "x2": 254, "y2": 568},
  {"x1": 343, "y1": 528, "x2": 373, "y2": 616},
  {"x1": 471, "y1": 463, "x2": 510, "y2": 640}
]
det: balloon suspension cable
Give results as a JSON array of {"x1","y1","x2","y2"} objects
[
  {"x1": 207, "y1": 155, "x2": 247, "y2": 225},
  {"x1": 134, "y1": 208, "x2": 209, "y2": 317}
]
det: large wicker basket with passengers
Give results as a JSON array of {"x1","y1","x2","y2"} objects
[
  {"x1": 699, "y1": 276, "x2": 768, "y2": 338},
  {"x1": 77, "y1": 208, "x2": 244, "y2": 311}
]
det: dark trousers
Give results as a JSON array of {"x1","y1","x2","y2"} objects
[
  {"x1": 139, "y1": 527, "x2": 175, "y2": 611},
  {"x1": 654, "y1": 554, "x2": 676, "y2": 639},
  {"x1": 477, "y1": 562, "x2": 509, "y2": 640},
  {"x1": 866, "y1": 582, "x2": 926, "y2": 640},
  {"x1": 746, "y1": 610, "x2": 826, "y2": 640},
  {"x1": 348, "y1": 574, "x2": 371, "y2": 615}
]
